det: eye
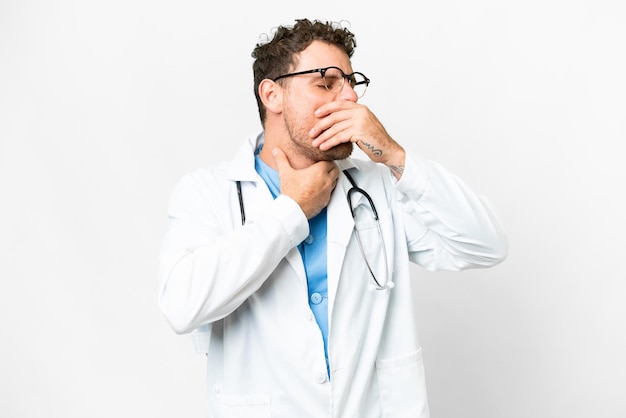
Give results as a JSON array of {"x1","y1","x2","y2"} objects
[
  {"x1": 317, "y1": 81, "x2": 330, "y2": 89},
  {"x1": 324, "y1": 76, "x2": 343, "y2": 90}
]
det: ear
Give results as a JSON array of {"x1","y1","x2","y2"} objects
[{"x1": 259, "y1": 79, "x2": 283, "y2": 115}]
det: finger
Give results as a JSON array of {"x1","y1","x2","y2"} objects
[
  {"x1": 313, "y1": 128, "x2": 345, "y2": 150},
  {"x1": 318, "y1": 129, "x2": 354, "y2": 151},
  {"x1": 327, "y1": 164, "x2": 340, "y2": 185},
  {"x1": 271, "y1": 147, "x2": 291, "y2": 173},
  {"x1": 327, "y1": 162, "x2": 340, "y2": 176},
  {"x1": 310, "y1": 109, "x2": 352, "y2": 141},
  {"x1": 310, "y1": 104, "x2": 353, "y2": 139},
  {"x1": 314, "y1": 100, "x2": 349, "y2": 118}
]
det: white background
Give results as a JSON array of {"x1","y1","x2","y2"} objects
[{"x1": 1, "y1": 1, "x2": 625, "y2": 417}]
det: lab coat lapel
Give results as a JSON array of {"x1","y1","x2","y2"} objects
[
  {"x1": 327, "y1": 164, "x2": 364, "y2": 313},
  {"x1": 227, "y1": 132, "x2": 307, "y2": 285}
]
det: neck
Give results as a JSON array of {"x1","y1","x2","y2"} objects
[
  {"x1": 257, "y1": 145, "x2": 278, "y2": 170},
  {"x1": 259, "y1": 131, "x2": 317, "y2": 170}
]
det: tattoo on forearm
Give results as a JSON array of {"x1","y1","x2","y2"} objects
[
  {"x1": 359, "y1": 140, "x2": 383, "y2": 157},
  {"x1": 390, "y1": 165, "x2": 405, "y2": 175}
]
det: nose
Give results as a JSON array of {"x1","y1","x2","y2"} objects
[{"x1": 338, "y1": 79, "x2": 359, "y2": 102}]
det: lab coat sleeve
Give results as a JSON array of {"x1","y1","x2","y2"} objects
[
  {"x1": 394, "y1": 152, "x2": 508, "y2": 271},
  {"x1": 158, "y1": 171, "x2": 309, "y2": 334}
]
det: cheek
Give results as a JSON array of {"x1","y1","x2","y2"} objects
[
  {"x1": 288, "y1": 105, "x2": 317, "y2": 128},
  {"x1": 284, "y1": 92, "x2": 327, "y2": 128}
]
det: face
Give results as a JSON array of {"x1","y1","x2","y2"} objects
[{"x1": 279, "y1": 41, "x2": 358, "y2": 163}]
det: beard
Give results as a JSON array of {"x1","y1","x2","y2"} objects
[
  {"x1": 283, "y1": 112, "x2": 354, "y2": 162},
  {"x1": 302, "y1": 140, "x2": 353, "y2": 161}
]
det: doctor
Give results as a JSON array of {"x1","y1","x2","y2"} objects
[{"x1": 159, "y1": 18, "x2": 507, "y2": 418}]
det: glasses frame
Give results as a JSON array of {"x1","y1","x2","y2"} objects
[{"x1": 272, "y1": 66, "x2": 370, "y2": 98}]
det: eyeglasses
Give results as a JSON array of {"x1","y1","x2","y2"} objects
[{"x1": 272, "y1": 66, "x2": 370, "y2": 98}]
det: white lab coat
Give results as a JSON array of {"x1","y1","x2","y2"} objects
[{"x1": 159, "y1": 132, "x2": 507, "y2": 418}]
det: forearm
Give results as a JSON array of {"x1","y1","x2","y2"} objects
[
  {"x1": 159, "y1": 195, "x2": 308, "y2": 334},
  {"x1": 398, "y1": 152, "x2": 508, "y2": 270}
]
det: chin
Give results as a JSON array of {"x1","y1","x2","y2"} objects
[{"x1": 323, "y1": 142, "x2": 353, "y2": 161}]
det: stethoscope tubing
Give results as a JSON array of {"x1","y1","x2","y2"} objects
[{"x1": 235, "y1": 170, "x2": 393, "y2": 290}]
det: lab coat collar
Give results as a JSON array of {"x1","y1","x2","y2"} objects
[{"x1": 225, "y1": 131, "x2": 264, "y2": 182}]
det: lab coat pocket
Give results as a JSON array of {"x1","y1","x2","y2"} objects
[
  {"x1": 352, "y1": 201, "x2": 380, "y2": 231},
  {"x1": 375, "y1": 348, "x2": 430, "y2": 417},
  {"x1": 352, "y1": 206, "x2": 393, "y2": 284},
  {"x1": 212, "y1": 390, "x2": 271, "y2": 418}
]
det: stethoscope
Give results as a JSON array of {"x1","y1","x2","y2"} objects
[{"x1": 236, "y1": 170, "x2": 393, "y2": 290}]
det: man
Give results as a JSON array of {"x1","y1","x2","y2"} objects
[{"x1": 159, "y1": 18, "x2": 507, "y2": 418}]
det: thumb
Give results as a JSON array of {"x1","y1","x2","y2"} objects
[{"x1": 271, "y1": 147, "x2": 292, "y2": 173}]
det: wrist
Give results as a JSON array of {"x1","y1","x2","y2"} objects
[{"x1": 384, "y1": 148, "x2": 406, "y2": 179}]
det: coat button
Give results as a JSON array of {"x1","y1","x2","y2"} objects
[
  {"x1": 310, "y1": 292, "x2": 323, "y2": 305},
  {"x1": 304, "y1": 234, "x2": 314, "y2": 245}
]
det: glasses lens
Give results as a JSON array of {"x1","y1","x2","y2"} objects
[
  {"x1": 350, "y1": 72, "x2": 368, "y2": 98},
  {"x1": 322, "y1": 68, "x2": 369, "y2": 98},
  {"x1": 322, "y1": 67, "x2": 345, "y2": 93}
]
